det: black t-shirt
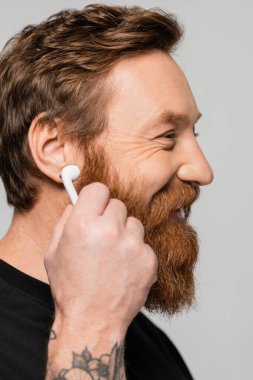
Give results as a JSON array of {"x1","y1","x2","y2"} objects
[{"x1": 0, "y1": 258, "x2": 194, "y2": 380}]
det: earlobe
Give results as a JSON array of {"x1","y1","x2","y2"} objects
[{"x1": 28, "y1": 113, "x2": 72, "y2": 184}]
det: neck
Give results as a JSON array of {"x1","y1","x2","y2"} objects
[{"x1": 0, "y1": 186, "x2": 69, "y2": 284}]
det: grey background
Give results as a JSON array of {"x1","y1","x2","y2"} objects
[{"x1": 0, "y1": 1, "x2": 252, "y2": 379}]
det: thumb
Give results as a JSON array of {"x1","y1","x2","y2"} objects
[{"x1": 45, "y1": 204, "x2": 73, "y2": 256}]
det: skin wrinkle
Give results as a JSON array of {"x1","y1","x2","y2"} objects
[
  {"x1": 0, "y1": 49, "x2": 213, "y2": 317},
  {"x1": 71, "y1": 52, "x2": 212, "y2": 316},
  {"x1": 105, "y1": 145, "x2": 159, "y2": 166},
  {"x1": 107, "y1": 133, "x2": 175, "y2": 164}
]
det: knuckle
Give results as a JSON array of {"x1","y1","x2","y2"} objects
[
  {"x1": 151, "y1": 254, "x2": 159, "y2": 271},
  {"x1": 102, "y1": 222, "x2": 120, "y2": 240},
  {"x1": 127, "y1": 216, "x2": 144, "y2": 232},
  {"x1": 63, "y1": 218, "x2": 85, "y2": 238},
  {"x1": 125, "y1": 235, "x2": 140, "y2": 251},
  {"x1": 62, "y1": 220, "x2": 74, "y2": 237},
  {"x1": 145, "y1": 247, "x2": 158, "y2": 271},
  {"x1": 110, "y1": 198, "x2": 127, "y2": 210},
  {"x1": 127, "y1": 215, "x2": 141, "y2": 225}
]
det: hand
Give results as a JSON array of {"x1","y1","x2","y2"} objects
[{"x1": 44, "y1": 182, "x2": 158, "y2": 333}]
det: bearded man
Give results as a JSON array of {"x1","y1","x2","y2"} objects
[{"x1": 0, "y1": 3, "x2": 213, "y2": 380}]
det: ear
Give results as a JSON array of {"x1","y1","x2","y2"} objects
[{"x1": 28, "y1": 113, "x2": 82, "y2": 183}]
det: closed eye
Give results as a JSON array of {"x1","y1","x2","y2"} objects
[
  {"x1": 162, "y1": 132, "x2": 177, "y2": 139},
  {"x1": 163, "y1": 131, "x2": 200, "y2": 138},
  {"x1": 159, "y1": 127, "x2": 200, "y2": 140}
]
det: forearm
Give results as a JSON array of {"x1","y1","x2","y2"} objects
[{"x1": 44, "y1": 315, "x2": 127, "y2": 380}]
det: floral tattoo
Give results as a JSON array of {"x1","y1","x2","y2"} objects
[{"x1": 47, "y1": 329, "x2": 125, "y2": 380}]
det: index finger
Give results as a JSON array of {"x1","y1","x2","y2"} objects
[{"x1": 68, "y1": 182, "x2": 110, "y2": 221}]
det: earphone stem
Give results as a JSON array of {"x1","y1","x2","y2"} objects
[{"x1": 62, "y1": 178, "x2": 79, "y2": 205}]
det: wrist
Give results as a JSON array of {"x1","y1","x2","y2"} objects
[
  {"x1": 47, "y1": 313, "x2": 126, "y2": 380},
  {"x1": 52, "y1": 311, "x2": 127, "y2": 344}
]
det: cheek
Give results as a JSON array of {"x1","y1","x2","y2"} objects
[
  {"x1": 137, "y1": 150, "x2": 176, "y2": 194},
  {"x1": 104, "y1": 138, "x2": 176, "y2": 194}
]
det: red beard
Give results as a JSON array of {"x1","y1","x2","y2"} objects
[{"x1": 75, "y1": 140, "x2": 200, "y2": 317}]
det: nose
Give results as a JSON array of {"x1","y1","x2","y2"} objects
[{"x1": 176, "y1": 142, "x2": 214, "y2": 186}]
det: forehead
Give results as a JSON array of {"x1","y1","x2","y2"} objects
[{"x1": 107, "y1": 49, "x2": 198, "y2": 129}]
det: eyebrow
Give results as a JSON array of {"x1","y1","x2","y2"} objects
[{"x1": 154, "y1": 110, "x2": 202, "y2": 127}]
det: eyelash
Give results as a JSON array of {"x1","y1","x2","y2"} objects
[
  {"x1": 163, "y1": 133, "x2": 176, "y2": 140},
  {"x1": 163, "y1": 130, "x2": 200, "y2": 139}
]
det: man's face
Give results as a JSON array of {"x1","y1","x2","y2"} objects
[{"x1": 75, "y1": 49, "x2": 214, "y2": 317}]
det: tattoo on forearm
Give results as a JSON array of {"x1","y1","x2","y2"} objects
[{"x1": 47, "y1": 342, "x2": 125, "y2": 380}]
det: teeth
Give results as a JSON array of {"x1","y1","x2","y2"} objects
[{"x1": 178, "y1": 208, "x2": 185, "y2": 219}]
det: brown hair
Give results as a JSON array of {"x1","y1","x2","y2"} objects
[{"x1": 0, "y1": 3, "x2": 184, "y2": 213}]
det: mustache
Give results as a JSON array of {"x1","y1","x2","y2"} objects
[
  {"x1": 174, "y1": 181, "x2": 200, "y2": 218},
  {"x1": 146, "y1": 181, "x2": 200, "y2": 227}
]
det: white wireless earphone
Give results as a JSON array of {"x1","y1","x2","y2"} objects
[{"x1": 59, "y1": 165, "x2": 80, "y2": 205}]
